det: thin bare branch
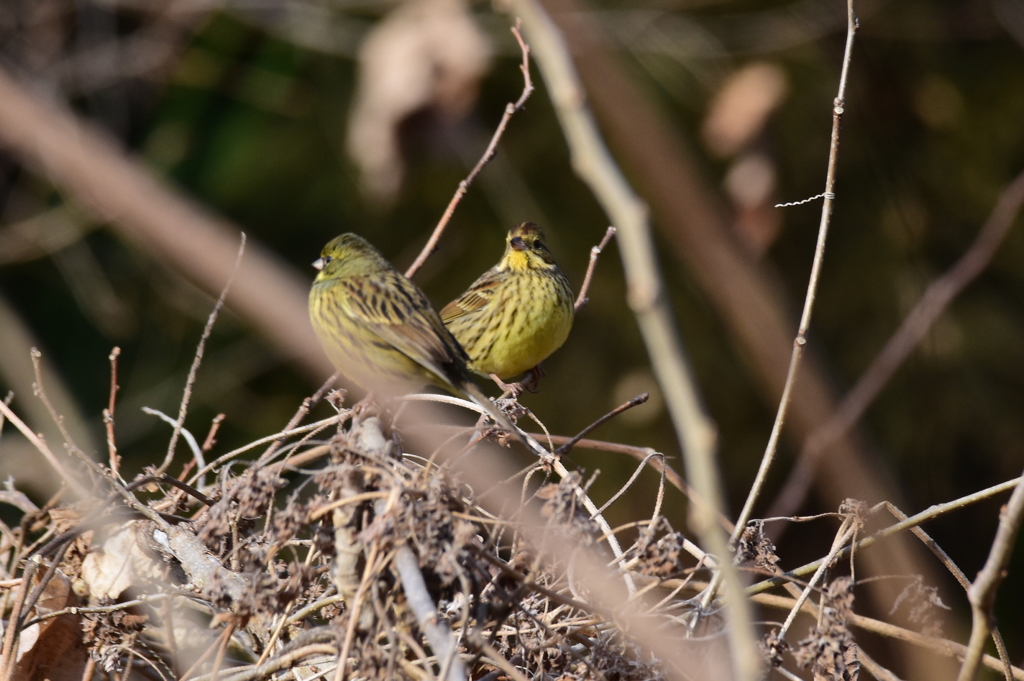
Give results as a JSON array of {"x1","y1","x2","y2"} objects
[
  {"x1": 201, "y1": 414, "x2": 225, "y2": 454},
  {"x1": 777, "y1": 520, "x2": 857, "y2": 640},
  {"x1": 0, "y1": 555, "x2": 40, "y2": 681},
  {"x1": 594, "y1": 450, "x2": 661, "y2": 516},
  {"x1": 104, "y1": 346, "x2": 121, "y2": 475},
  {"x1": 0, "y1": 395, "x2": 87, "y2": 498},
  {"x1": 731, "y1": 0, "x2": 859, "y2": 544},
  {"x1": 555, "y1": 392, "x2": 648, "y2": 456},
  {"x1": 259, "y1": 372, "x2": 339, "y2": 463},
  {"x1": 405, "y1": 22, "x2": 535, "y2": 279},
  {"x1": 769, "y1": 165, "x2": 1024, "y2": 521},
  {"x1": 158, "y1": 233, "x2": 247, "y2": 475},
  {"x1": 30, "y1": 348, "x2": 89, "y2": 465},
  {"x1": 573, "y1": 225, "x2": 616, "y2": 312}
]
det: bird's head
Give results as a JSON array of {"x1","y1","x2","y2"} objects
[
  {"x1": 312, "y1": 233, "x2": 388, "y2": 281},
  {"x1": 502, "y1": 222, "x2": 557, "y2": 270}
]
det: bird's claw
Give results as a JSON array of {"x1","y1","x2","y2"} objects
[
  {"x1": 490, "y1": 374, "x2": 525, "y2": 399},
  {"x1": 519, "y1": 365, "x2": 546, "y2": 394},
  {"x1": 490, "y1": 364, "x2": 546, "y2": 398}
]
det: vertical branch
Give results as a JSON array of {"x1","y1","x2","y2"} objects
[
  {"x1": 104, "y1": 346, "x2": 121, "y2": 475},
  {"x1": 31, "y1": 349, "x2": 88, "y2": 462},
  {"x1": 573, "y1": 226, "x2": 616, "y2": 312},
  {"x1": 731, "y1": 0, "x2": 859, "y2": 543},
  {"x1": 394, "y1": 546, "x2": 468, "y2": 681},
  {"x1": 0, "y1": 556, "x2": 40, "y2": 681},
  {"x1": 512, "y1": 0, "x2": 757, "y2": 678},
  {"x1": 768, "y1": 166, "x2": 1024, "y2": 521}
]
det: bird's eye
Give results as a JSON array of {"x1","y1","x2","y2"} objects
[
  {"x1": 323, "y1": 256, "x2": 333, "y2": 265},
  {"x1": 533, "y1": 239, "x2": 542, "y2": 249}
]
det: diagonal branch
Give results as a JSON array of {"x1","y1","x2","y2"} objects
[
  {"x1": 0, "y1": 65, "x2": 334, "y2": 385},
  {"x1": 405, "y1": 22, "x2": 536, "y2": 279}
]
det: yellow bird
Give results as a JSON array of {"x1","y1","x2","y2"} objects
[
  {"x1": 441, "y1": 222, "x2": 574, "y2": 392},
  {"x1": 308, "y1": 233, "x2": 513, "y2": 428}
]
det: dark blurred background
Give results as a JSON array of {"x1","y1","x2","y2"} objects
[{"x1": 1, "y1": 0, "x2": 1023, "y2": 675}]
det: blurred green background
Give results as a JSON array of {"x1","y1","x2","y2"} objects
[{"x1": 2, "y1": 0, "x2": 1024, "y2": 674}]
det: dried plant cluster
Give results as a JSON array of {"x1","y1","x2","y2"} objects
[
  {"x1": 0, "y1": 388, "x2": 709, "y2": 681},
  {"x1": 3, "y1": 370, "x2": 1022, "y2": 681}
]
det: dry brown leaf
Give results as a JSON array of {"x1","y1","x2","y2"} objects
[
  {"x1": 12, "y1": 569, "x2": 89, "y2": 681},
  {"x1": 347, "y1": 0, "x2": 491, "y2": 200},
  {"x1": 79, "y1": 521, "x2": 157, "y2": 601},
  {"x1": 702, "y1": 61, "x2": 788, "y2": 158}
]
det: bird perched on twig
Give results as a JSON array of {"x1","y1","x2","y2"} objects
[
  {"x1": 308, "y1": 232, "x2": 514, "y2": 430},
  {"x1": 441, "y1": 222, "x2": 574, "y2": 395}
]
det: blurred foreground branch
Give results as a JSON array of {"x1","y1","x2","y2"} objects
[
  {"x1": 0, "y1": 66, "x2": 333, "y2": 384},
  {"x1": 535, "y1": 1, "x2": 951, "y2": 673},
  {"x1": 535, "y1": 0, "x2": 880, "y2": 521},
  {"x1": 511, "y1": 1, "x2": 758, "y2": 678}
]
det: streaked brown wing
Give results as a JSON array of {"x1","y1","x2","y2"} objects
[
  {"x1": 440, "y1": 269, "x2": 501, "y2": 322},
  {"x1": 341, "y1": 275, "x2": 466, "y2": 384}
]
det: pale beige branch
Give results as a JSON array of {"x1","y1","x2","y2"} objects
[
  {"x1": 958, "y1": 469, "x2": 1024, "y2": 681},
  {"x1": 511, "y1": 0, "x2": 757, "y2": 678}
]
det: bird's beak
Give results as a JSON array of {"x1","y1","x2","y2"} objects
[
  {"x1": 510, "y1": 236, "x2": 527, "y2": 251},
  {"x1": 312, "y1": 258, "x2": 325, "y2": 271}
]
